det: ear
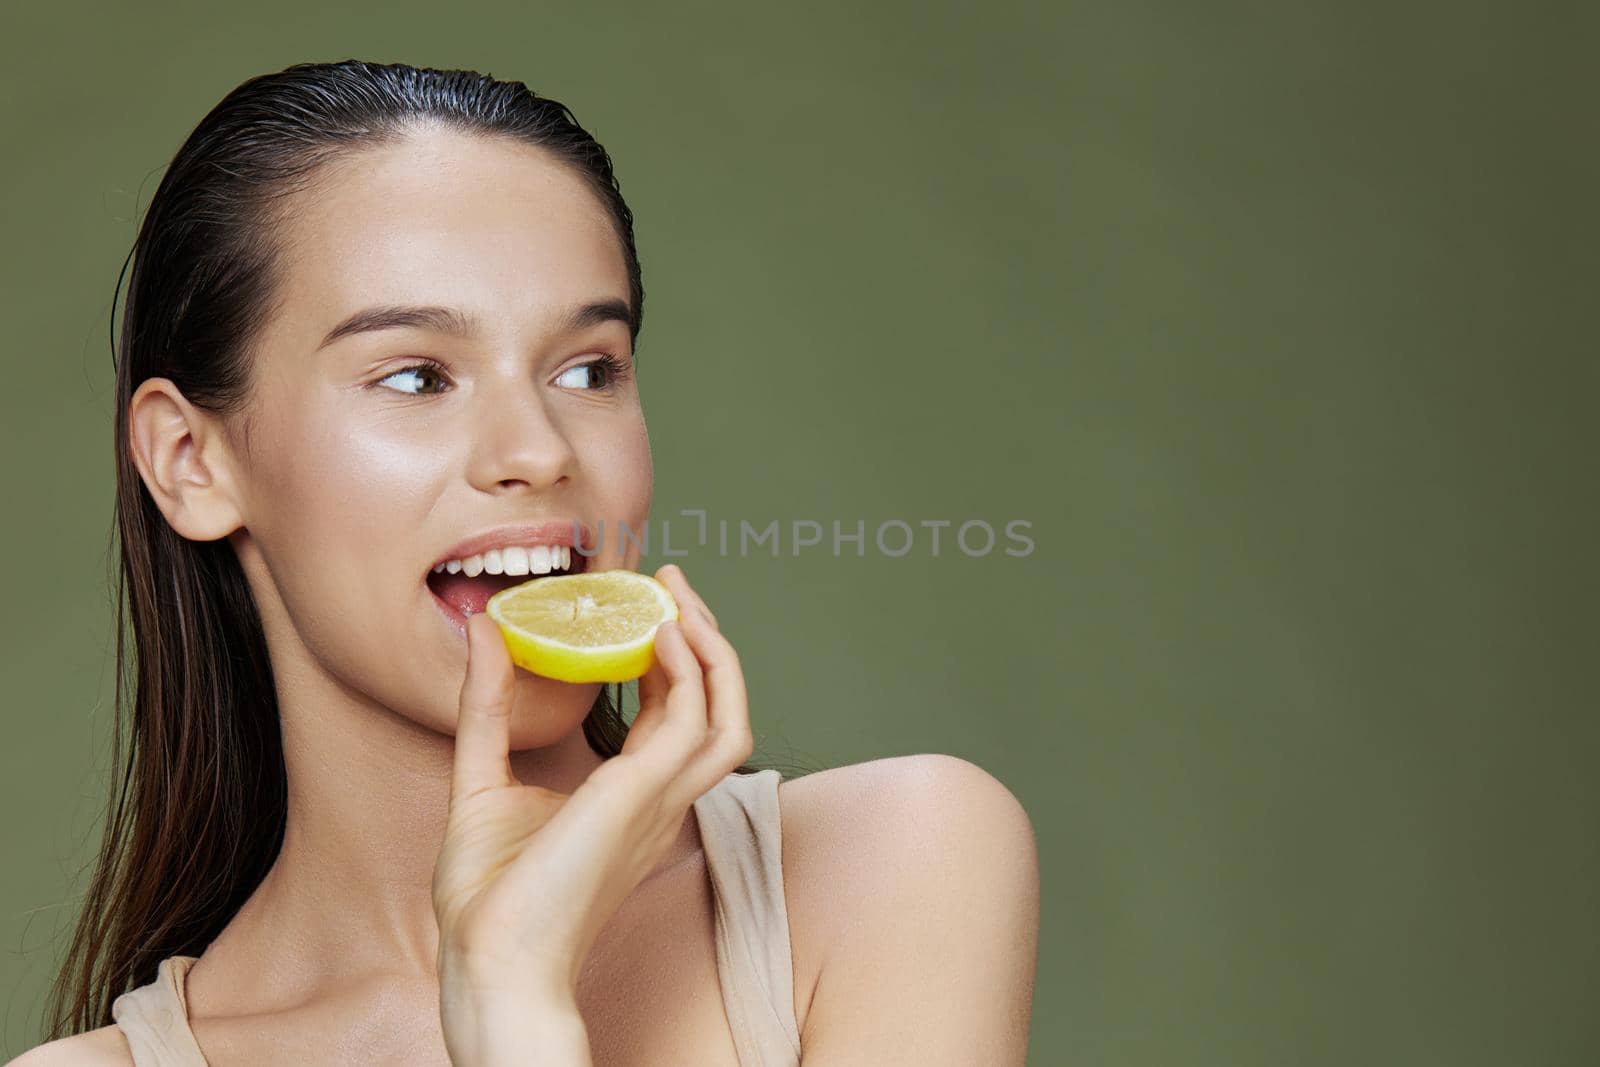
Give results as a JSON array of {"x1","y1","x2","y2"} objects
[{"x1": 127, "y1": 377, "x2": 247, "y2": 542}]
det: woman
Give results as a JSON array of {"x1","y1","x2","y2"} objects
[{"x1": 14, "y1": 60, "x2": 1039, "y2": 1065}]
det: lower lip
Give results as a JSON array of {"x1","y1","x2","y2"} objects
[{"x1": 430, "y1": 587, "x2": 472, "y2": 638}]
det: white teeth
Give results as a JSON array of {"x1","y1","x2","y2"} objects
[{"x1": 433, "y1": 544, "x2": 576, "y2": 580}]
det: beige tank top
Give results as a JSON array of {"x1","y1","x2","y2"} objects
[{"x1": 111, "y1": 768, "x2": 802, "y2": 1066}]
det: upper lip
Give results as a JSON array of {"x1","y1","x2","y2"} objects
[{"x1": 430, "y1": 519, "x2": 594, "y2": 573}]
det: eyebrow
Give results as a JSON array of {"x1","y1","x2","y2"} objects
[{"x1": 316, "y1": 298, "x2": 633, "y2": 350}]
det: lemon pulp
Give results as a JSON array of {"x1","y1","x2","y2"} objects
[{"x1": 486, "y1": 569, "x2": 679, "y2": 683}]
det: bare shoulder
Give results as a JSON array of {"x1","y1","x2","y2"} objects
[
  {"x1": 6, "y1": 1025, "x2": 133, "y2": 1066},
  {"x1": 776, "y1": 754, "x2": 1040, "y2": 1062},
  {"x1": 777, "y1": 752, "x2": 1035, "y2": 836},
  {"x1": 776, "y1": 753, "x2": 1038, "y2": 911}
]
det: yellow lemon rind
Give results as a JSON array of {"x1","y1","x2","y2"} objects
[{"x1": 485, "y1": 572, "x2": 679, "y2": 684}]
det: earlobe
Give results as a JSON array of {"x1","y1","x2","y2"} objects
[{"x1": 127, "y1": 378, "x2": 245, "y2": 542}]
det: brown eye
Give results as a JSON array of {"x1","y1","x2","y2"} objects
[
  {"x1": 377, "y1": 361, "x2": 450, "y2": 396},
  {"x1": 555, "y1": 353, "x2": 630, "y2": 391}
]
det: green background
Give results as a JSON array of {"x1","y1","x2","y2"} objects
[{"x1": 2, "y1": 1, "x2": 1594, "y2": 1063}]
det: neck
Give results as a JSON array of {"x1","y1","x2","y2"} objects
[{"x1": 193, "y1": 656, "x2": 617, "y2": 1006}]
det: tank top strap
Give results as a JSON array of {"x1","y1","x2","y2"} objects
[
  {"x1": 691, "y1": 768, "x2": 803, "y2": 1066},
  {"x1": 111, "y1": 956, "x2": 209, "y2": 1065}
]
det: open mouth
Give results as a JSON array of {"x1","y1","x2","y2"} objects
[{"x1": 426, "y1": 545, "x2": 590, "y2": 627}]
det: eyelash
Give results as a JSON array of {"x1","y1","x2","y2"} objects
[{"x1": 377, "y1": 353, "x2": 632, "y2": 396}]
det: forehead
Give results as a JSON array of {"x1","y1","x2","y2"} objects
[{"x1": 268, "y1": 125, "x2": 628, "y2": 348}]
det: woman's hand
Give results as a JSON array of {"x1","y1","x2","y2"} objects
[{"x1": 431, "y1": 564, "x2": 754, "y2": 1065}]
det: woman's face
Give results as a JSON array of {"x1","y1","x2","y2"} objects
[{"x1": 221, "y1": 125, "x2": 652, "y2": 744}]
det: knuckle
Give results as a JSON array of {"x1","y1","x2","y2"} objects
[
  {"x1": 463, "y1": 696, "x2": 512, "y2": 721},
  {"x1": 670, "y1": 662, "x2": 707, "y2": 697},
  {"x1": 463, "y1": 674, "x2": 512, "y2": 707},
  {"x1": 707, "y1": 717, "x2": 752, "y2": 757},
  {"x1": 707, "y1": 659, "x2": 743, "y2": 689},
  {"x1": 723, "y1": 728, "x2": 755, "y2": 765}
]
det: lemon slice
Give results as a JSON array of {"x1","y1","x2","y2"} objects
[{"x1": 486, "y1": 569, "x2": 680, "y2": 683}]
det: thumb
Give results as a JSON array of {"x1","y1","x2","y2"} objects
[{"x1": 451, "y1": 611, "x2": 516, "y2": 802}]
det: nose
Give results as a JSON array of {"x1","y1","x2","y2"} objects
[{"x1": 464, "y1": 370, "x2": 577, "y2": 494}]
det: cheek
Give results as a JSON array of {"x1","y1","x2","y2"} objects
[
  {"x1": 249, "y1": 408, "x2": 476, "y2": 727},
  {"x1": 582, "y1": 419, "x2": 654, "y2": 560},
  {"x1": 246, "y1": 398, "x2": 450, "y2": 648},
  {"x1": 274, "y1": 405, "x2": 448, "y2": 539},
  {"x1": 332, "y1": 416, "x2": 452, "y2": 524}
]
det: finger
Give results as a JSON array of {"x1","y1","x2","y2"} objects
[
  {"x1": 622, "y1": 656, "x2": 669, "y2": 756},
  {"x1": 635, "y1": 636, "x2": 667, "y2": 711},
  {"x1": 655, "y1": 564, "x2": 718, "y2": 630},
  {"x1": 672, "y1": 604, "x2": 755, "y2": 778},
  {"x1": 660, "y1": 564, "x2": 718, "y2": 630},
  {"x1": 635, "y1": 620, "x2": 709, "y2": 777},
  {"x1": 622, "y1": 613, "x2": 686, "y2": 758},
  {"x1": 451, "y1": 612, "x2": 516, "y2": 802},
  {"x1": 647, "y1": 571, "x2": 750, "y2": 777}
]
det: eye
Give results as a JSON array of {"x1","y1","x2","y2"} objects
[
  {"x1": 376, "y1": 359, "x2": 451, "y2": 396},
  {"x1": 555, "y1": 353, "x2": 632, "y2": 392}
]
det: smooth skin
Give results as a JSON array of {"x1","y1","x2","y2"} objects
[{"x1": 12, "y1": 124, "x2": 1039, "y2": 1065}]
